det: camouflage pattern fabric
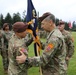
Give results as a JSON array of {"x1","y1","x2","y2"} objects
[
  {"x1": 61, "y1": 30, "x2": 74, "y2": 66},
  {"x1": 8, "y1": 33, "x2": 29, "y2": 75},
  {"x1": 0, "y1": 30, "x2": 12, "y2": 71},
  {"x1": 28, "y1": 28, "x2": 67, "y2": 75}
]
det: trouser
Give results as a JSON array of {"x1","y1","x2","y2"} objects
[
  {"x1": 42, "y1": 69, "x2": 67, "y2": 75},
  {"x1": 42, "y1": 70, "x2": 59, "y2": 75},
  {"x1": 8, "y1": 64, "x2": 28, "y2": 75},
  {"x1": 8, "y1": 69, "x2": 28, "y2": 75},
  {"x1": 66, "y1": 60, "x2": 69, "y2": 67},
  {"x1": 1, "y1": 48, "x2": 9, "y2": 70},
  {"x1": 0, "y1": 45, "x2": 2, "y2": 54}
]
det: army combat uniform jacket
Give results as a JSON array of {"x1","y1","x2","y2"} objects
[
  {"x1": 27, "y1": 28, "x2": 67, "y2": 75},
  {"x1": 8, "y1": 34, "x2": 29, "y2": 75},
  {"x1": 0, "y1": 30, "x2": 12, "y2": 71},
  {"x1": 61, "y1": 30, "x2": 74, "y2": 65}
]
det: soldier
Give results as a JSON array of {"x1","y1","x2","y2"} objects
[
  {"x1": 8, "y1": 22, "x2": 33, "y2": 75},
  {"x1": 16, "y1": 12, "x2": 67, "y2": 75},
  {"x1": 0, "y1": 29, "x2": 2, "y2": 54},
  {"x1": 0, "y1": 23, "x2": 12, "y2": 74},
  {"x1": 57, "y1": 21, "x2": 74, "y2": 66}
]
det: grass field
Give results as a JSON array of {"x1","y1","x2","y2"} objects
[{"x1": 0, "y1": 32, "x2": 76, "y2": 75}]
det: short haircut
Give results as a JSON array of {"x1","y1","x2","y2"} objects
[
  {"x1": 44, "y1": 14, "x2": 55, "y2": 23},
  {"x1": 3, "y1": 23, "x2": 9, "y2": 30}
]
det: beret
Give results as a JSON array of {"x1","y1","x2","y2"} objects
[
  {"x1": 13, "y1": 22, "x2": 28, "y2": 33},
  {"x1": 58, "y1": 21, "x2": 65, "y2": 25},
  {"x1": 38, "y1": 12, "x2": 51, "y2": 22}
]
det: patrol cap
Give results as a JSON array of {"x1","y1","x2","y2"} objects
[
  {"x1": 13, "y1": 22, "x2": 28, "y2": 33},
  {"x1": 3, "y1": 23, "x2": 9, "y2": 30},
  {"x1": 38, "y1": 12, "x2": 51, "y2": 22},
  {"x1": 59, "y1": 21, "x2": 65, "y2": 25}
]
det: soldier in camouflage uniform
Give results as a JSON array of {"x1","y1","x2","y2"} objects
[
  {"x1": 16, "y1": 12, "x2": 67, "y2": 75},
  {"x1": 8, "y1": 22, "x2": 33, "y2": 75},
  {"x1": 58, "y1": 21, "x2": 74, "y2": 66},
  {"x1": 0, "y1": 23, "x2": 12, "y2": 74},
  {"x1": 0, "y1": 29, "x2": 2, "y2": 54}
]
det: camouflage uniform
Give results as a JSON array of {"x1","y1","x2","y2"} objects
[
  {"x1": 8, "y1": 33, "x2": 29, "y2": 75},
  {"x1": 0, "y1": 30, "x2": 12, "y2": 71},
  {"x1": 27, "y1": 28, "x2": 67, "y2": 75},
  {"x1": 0, "y1": 30, "x2": 2, "y2": 54},
  {"x1": 61, "y1": 30, "x2": 74, "y2": 65}
]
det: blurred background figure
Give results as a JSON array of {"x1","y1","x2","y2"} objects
[
  {"x1": 0, "y1": 23, "x2": 12, "y2": 74},
  {"x1": 57, "y1": 21, "x2": 74, "y2": 67}
]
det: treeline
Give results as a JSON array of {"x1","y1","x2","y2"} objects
[
  {"x1": 0, "y1": 12, "x2": 76, "y2": 31},
  {"x1": 0, "y1": 11, "x2": 26, "y2": 29},
  {"x1": 72, "y1": 21, "x2": 76, "y2": 31}
]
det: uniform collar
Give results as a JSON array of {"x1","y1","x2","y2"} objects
[
  {"x1": 47, "y1": 28, "x2": 57, "y2": 40},
  {"x1": 13, "y1": 33, "x2": 22, "y2": 39}
]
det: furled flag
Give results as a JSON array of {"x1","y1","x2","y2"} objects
[
  {"x1": 26, "y1": 0, "x2": 41, "y2": 56},
  {"x1": 26, "y1": 0, "x2": 37, "y2": 34}
]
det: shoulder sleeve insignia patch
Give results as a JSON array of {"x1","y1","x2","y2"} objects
[{"x1": 46, "y1": 43, "x2": 54, "y2": 52}]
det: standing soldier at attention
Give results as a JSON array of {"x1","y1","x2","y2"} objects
[
  {"x1": 58, "y1": 21, "x2": 74, "y2": 66},
  {"x1": 8, "y1": 22, "x2": 33, "y2": 75},
  {"x1": 16, "y1": 12, "x2": 67, "y2": 75},
  {"x1": 0, "y1": 23, "x2": 12, "y2": 74}
]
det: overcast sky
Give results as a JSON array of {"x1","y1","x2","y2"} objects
[{"x1": 0, "y1": 0, "x2": 76, "y2": 22}]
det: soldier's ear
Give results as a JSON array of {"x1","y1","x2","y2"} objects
[{"x1": 49, "y1": 20, "x2": 52, "y2": 24}]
